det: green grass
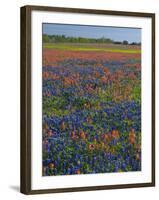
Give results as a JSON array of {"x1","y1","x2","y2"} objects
[{"x1": 43, "y1": 43, "x2": 141, "y2": 54}]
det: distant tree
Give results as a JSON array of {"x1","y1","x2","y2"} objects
[
  {"x1": 130, "y1": 42, "x2": 135, "y2": 45},
  {"x1": 129, "y1": 42, "x2": 141, "y2": 46},
  {"x1": 130, "y1": 42, "x2": 137, "y2": 45},
  {"x1": 114, "y1": 41, "x2": 122, "y2": 44},
  {"x1": 123, "y1": 40, "x2": 129, "y2": 45}
]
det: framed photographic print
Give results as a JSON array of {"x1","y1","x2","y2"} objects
[{"x1": 20, "y1": 5, "x2": 155, "y2": 194}]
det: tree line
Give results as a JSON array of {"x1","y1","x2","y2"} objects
[{"x1": 43, "y1": 34, "x2": 141, "y2": 45}]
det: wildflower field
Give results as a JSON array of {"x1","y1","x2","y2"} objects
[{"x1": 42, "y1": 42, "x2": 141, "y2": 176}]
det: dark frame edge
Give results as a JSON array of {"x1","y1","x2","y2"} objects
[
  {"x1": 151, "y1": 13, "x2": 155, "y2": 187},
  {"x1": 20, "y1": 6, "x2": 32, "y2": 195},
  {"x1": 27, "y1": 182, "x2": 154, "y2": 195},
  {"x1": 23, "y1": 5, "x2": 155, "y2": 17}
]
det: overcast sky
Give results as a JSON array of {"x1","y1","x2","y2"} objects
[{"x1": 43, "y1": 23, "x2": 141, "y2": 43}]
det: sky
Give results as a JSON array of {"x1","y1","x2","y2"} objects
[{"x1": 43, "y1": 23, "x2": 141, "y2": 43}]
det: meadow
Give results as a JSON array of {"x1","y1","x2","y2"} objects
[{"x1": 42, "y1": 42, "x2": 141, "y2": 176}]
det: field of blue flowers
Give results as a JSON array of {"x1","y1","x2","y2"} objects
[{"x1": 42, "y1": 47, "x2": 141, "y2": 176}]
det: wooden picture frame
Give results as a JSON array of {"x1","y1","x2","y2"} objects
[{"x1": 20, "y1": 5, "x2": 155, "y2": 194}]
